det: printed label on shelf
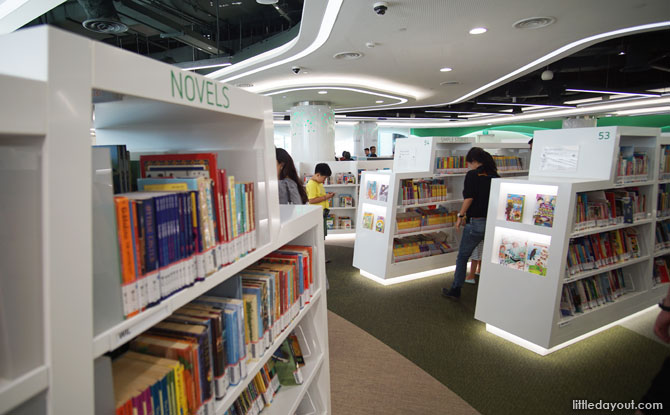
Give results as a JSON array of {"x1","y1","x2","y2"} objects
[
  {"x1": 229, "y1": 362, "x2": 241, "y2": 386},
  {"x1": 122, "y1": 281, "x2": 139, "y2": 318},
  {"x1": 240, "y1": 357, "x2": 248, "y2": 379}
]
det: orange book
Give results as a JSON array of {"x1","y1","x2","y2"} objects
[{"x1": 114, "y1": 196, "x2": 138, "y2": 318}]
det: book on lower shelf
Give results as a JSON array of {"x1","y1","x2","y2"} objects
[
  {"x1": 653, "y1": 257, "x2": 670, "y2": 285},
  {"x1": 560, "y1": 269, "x2": 630, "y2": 317},
  {"x1": 392, "y1": 231, "x2": 455, "y2": 262},
  {"x1": 566, "y1": 228, "x2": 641, "y2": 276},
  {"x1": 573, "y1": 187, "x2": 646, "y2": 231},
  {"x1": 111, "y1": 244, "x2": 315, "y2": 415},
  {"x1": 615, "y1": 146, "x2": 650, "y2": 183}
]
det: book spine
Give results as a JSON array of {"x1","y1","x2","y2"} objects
[{"x1": 114, "y1": 197, "x2": 139, "y2": 318}]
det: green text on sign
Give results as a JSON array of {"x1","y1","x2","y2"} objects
[
  {"x1": 171, "y1": 70, "x2": 230, "y2": 109},
  {"x1": 598, "y1": 131, "x2": 610, "y2": 140}
]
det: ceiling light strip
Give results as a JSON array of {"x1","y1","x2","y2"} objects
[
  {"x1": 206, "y1": 0, "x2": 344, "y2": 82},
  {"x1": 565, "y1": 88, "x2": 660, "y2": 97},
  {"x1": 182, "y1": 63, "x2": 232, "y2": 70},
  {"x1": 447, "y1": 21, "x2": 670, "y2": 105}
]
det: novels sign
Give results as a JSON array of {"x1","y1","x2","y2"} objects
[{"x1": 170, "y1": 70, "x2": 230, "y2": 109}]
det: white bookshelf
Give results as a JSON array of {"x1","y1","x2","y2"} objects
[
  {"x1": 299, "y1": 159, "x2": 393, "y2": 234},
  {"x1": 0, "y1": 26, "x2": 329, "y2": 415},
  {"x1": 475, "y1": 126, "x2": 667, "y2": 354}
]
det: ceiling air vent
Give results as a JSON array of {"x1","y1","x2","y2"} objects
[
  {"x1": 78, "y1": 0, "x2": 128, "y2": 34},
  {"x1": 333, "y1": 51, "x2": 364, "y2": 60},
  {"x1": 513, "y1": 17, "x2": 556, "y2": 30},
  {"x1": 440, "y1": 81, "x2": 461, "y2": 86}
]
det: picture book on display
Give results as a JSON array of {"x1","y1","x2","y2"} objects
[
  {"x1": 505, "y1": 194, "x2": 525, "y2": 222},
  {"x1": 533, "y1": 194, "x2": 556, "y2": 227},
  {"x1": 498, "y1": 236, "x2": 527, "y2": 270},
  {"x1": 379, "y1": 184, "x2": 389, "y2": 202},
  {"x1": 375, "y1": 215, "x2": 385, "y2": 233},
  {"x1": 367, "y1": 181, "x2": 378, "y2": 200},
  {"x1": 362, "y1": 212, "x2": 374, "y2": 230},
  {"x1": 524, "y1": 241, "x2": 549, "y2": 276}
]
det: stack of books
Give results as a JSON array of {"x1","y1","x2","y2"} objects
[{"x1": 112, "y1": 245, "x2": 314, "y2": 415}]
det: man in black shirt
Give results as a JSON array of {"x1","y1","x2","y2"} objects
[
  {"x1": 443, "y1": 147, "x2": 500, "y2": 300},
  {"x1": 369, "y1": 146, "x2": 378, "y2": 157}
]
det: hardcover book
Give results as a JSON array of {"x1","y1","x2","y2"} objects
[
  {"x1": 374, "y1": 215, "x2": 385, "y2": 233},
  {"x1": 505, "y1": 194, "x2": 525, "y2": 222},
  {"x1": 498, "y1": 236, "x2": 527, "y2": 270},
  {"x1": 362, "y1": 212, "x2": 374, "y2": 230},
  {"x1": 367, "y1": 181, "x2": 378, "y2": 200},
  {"x1": 379, "y1": 184, "x2": 389, "y2": 202},
  {"x1": 533, "y1": 194, "x2": 556, "y2": 227},
  {"x1": 524, "y1": 241, "x2": 549, "y2": 276}
]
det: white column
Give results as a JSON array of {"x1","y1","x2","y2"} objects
[
  {"x1": 290, "y1": 102, "x2": 335, "y2": 162},
  {"x1": 353, "y1": 121, "x2": 378, "y2": 157}
]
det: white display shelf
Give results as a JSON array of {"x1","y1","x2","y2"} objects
[
  {"x1": 215, "y1": 289, "x2": 323, "y2": 415},
  {"x1": 328, "y1": 228, "x2": 355, "y2": 234},
  {"x1": 324, "y1": 184, "x2": 358, "y2": 188},
  {"x1": 360, "y1": 198, "x2": 388, "y2": 208},
  {"x1": 329, "y1": 206, "x2": 356, "y2": 210},
  {"x1": 476, "y1": 126, "x2": 666, "y2": 354},
  {"x1": 0, "y1": 27, "x2": 329, "y2": 415},
  {"x1": 390, "y1": 251, "x2": 458, "y2": 274},
  {"x1": 0, "y1": 75, "x2": 47, "y2": 136},
  {"x1": 570, "y1": 218, "x2": 654, "y2": 238},
  {"x1": 0, "y1": 366, "x2": 48, "y2": 415},
  {"x1": 563, "y1": 255, "x2": 650, "y2": 284},
  {"x1": 557, "y1": 291, "x2": 646, "y2": 326},
  {"x1": 394, "y1": 227, "x2": 455, "y2": 238},
  {"x1": 92, "y1": 243, "x2": 275, "y2": 358}
]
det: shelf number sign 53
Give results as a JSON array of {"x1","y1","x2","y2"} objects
[{"x1": 598, "y1": 131, "x2": 611, "y2": 140}]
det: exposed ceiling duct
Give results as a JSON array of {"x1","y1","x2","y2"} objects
[{"x1": 77, "y1": 0, "x2": 128, "y2": 34}]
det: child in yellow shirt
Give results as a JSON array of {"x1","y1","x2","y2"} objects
[{"x1": 305, "y1": 163, "x2": 334, "y2": 237}]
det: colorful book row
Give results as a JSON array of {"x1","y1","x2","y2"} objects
[
  {"x1": 492, "y1": 155, "x2": 524, "y2": 171},
  {"x1": 657, "y1": 183, "x2": 670, "y2": 218},
  {"x1": 400, "y1": 178, "x2": 447, "y2": 205},
  {"x1": 560, "y1": 269, "x2": 628, "y2": 317},
  {"x1": 615, "y1": 146, "x2": 649, "y2": 180},
  {"x1": 653, "y1": 256, "x2": 670, "y2": 285},
  {"x1": 566, "y1": 228, "x2": 641, "y2": 276},
  {"x1": 327, "y1": 214, "x2": 353, "y2": 230},
  {"x1": 574, "y1": 188, "x2": 644, "y2": 231},
  {"x1": 435, "y1": 155, "x2": 466, "y2": 171},
  {"x1": 660, "y1": 145, "x2": 670, "y2": 180},
  {"x1": 328, "y1": 194, "x2": 354, "y2": 208},
  {"x1": 654, "y1": 220, "x2": 670, "y2": 250},
  {"x1": 393, "y1": 231, "x2": 454, "y2": 262},
  {"x1": 396, "y1": 207, "x2": 457, "y2": 234},
  {"x1": 112, "y1": 245, "x2": 314, "y2": 415}
]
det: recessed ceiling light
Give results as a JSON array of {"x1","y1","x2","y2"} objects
[
  {"x1": 513, "y1": 17, "x2": 556, "y2": 30},
  {"x1": 539, "y1": 119, "x2": 545, "y2": 121},
  {"x1": 619, "y1": 51, "x2": 626, "y2": 56},
  {"x1": 256, "y1": 0, "x2": 279, "y2": 4},
  {"x1": 333, "y1": 51, "x2": 363, "y2": 60},
  {"x1": 231, "y1": 1, "x2": 242, "y2": 4},
  {"x1": 440, "y1": 67, "x2": 453, "y2": 72},
  {"x1": 318, "y1": 90, "x2": 328, "y2": 94},
  {"x1": 469, "y1": 27, "x2": 487, "y2": 35},
  {"x1": 376, "y1": 100, "x2": 384, "y2": 103}
]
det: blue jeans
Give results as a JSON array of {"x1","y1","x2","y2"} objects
[{"x1": 451, "y1": 218, "x2": 486, "y2": 289}]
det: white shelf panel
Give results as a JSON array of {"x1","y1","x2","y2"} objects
[
  {"x1": 563, "y1": 255, "x2": 650, "y2": 284},
  {"x1": 0, "y1": 366, "x2": 48, "y2": 415},
  {"x1": 658, "y1": 178, "x2": 670, "y2": 184},
  {"x1": 394, "y1": 227, "x2": 455, "y2": 238},
  {"x1": 328, "y1": 228, "x2": 355, "y2": 234},
  {"x1": 324, "y1": 184, "x2": 358, "y2": 188},
  {"x1": 557, "y1": 291, "x2": 646, "y2": 326},
  {"x1": 360, "y1": 198, "x2": 388, "y2": 208},
  {"x1": 215, "y1": 290, "x2": 323, "y2": 415},
  {"x1": 570, "y1": 218, "x2": 654, "y2": 239},
  {"x1": 654, "y1": 247, "x2": 670, "y2": 257},
  {"x1": 495, "y1": 220, "x2": 554, "y2": 236},
  {"x1": 656, "y1": 214, "x2": 670, "y2": 221},
  {"x1": 499, "y1": 170, "x2": 529, "y2": 175},
  {"x1": 613, "y1": 180, "x2": 655, "y2": 188},
  {"x1": 397, "y1": 199, "x2": 463, "y2": 210},
  {"x1": 389, "y1": 250, "x2": 458, "y2": 277},
  {"x1": 0, "y1": 75, "x2": 47, "y2": 135},
  {"x1": 93, "y1": 242, "x2": 277, "y2": 357},
  {"x1": 260, "y1": 353, "x2": 326, "y2": 415},
  {"x1": 653, "y1": 282, "x2": 670, "y2": 290}
]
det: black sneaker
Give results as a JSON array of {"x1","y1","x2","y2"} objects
[{"x1": 441, "y1": 287, "x2": 461, "y2": 300}]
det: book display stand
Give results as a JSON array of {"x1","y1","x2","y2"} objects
[
  {"x1": 352, "y1": 137, "x2": 529, "y2": 283},
  {"x1": 475, "y1": 126, "x2": 668, "y2": 355},
  {"x1": 299, "y1": 159, "x2": 393, "y2": 234},
  {"x1": 0, "y1": 27, "x2": 330, "y2": 414}
]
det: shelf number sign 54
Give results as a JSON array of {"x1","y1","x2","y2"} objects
[{"x1": 598, "y1": 131, "x2": 611, "y2": 140}]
